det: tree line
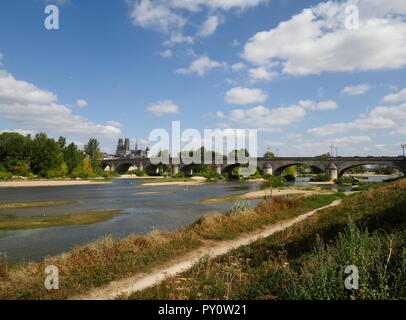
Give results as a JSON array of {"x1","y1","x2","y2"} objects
[{"x1": 0, "y1": 132, "x2": 107, "y2": 179}]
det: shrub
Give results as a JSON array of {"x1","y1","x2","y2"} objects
[
  {"x1": 261, "y1": 175, "x2": 285, "y2": 188},
  {"x1": 128, "y1": 170, "x2": 146, "y2": 177},
  {"x1": 0, "y1": 171, "x2": 12, "y2": 181},
  {"x1": 334, "y1": 176, "x2": 358, "y2": 185},
  {"x1": 311, "y1": 174, "x2": 331, "y2": 182},
  {"x1": 228, "y1": 200, "x2": 253, "y2": 216}
]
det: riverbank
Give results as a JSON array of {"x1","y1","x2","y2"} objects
[
  {"x1": 0, "y1": 193, "x2": 343, "y2": 299},
  {"x1": 201, "y1": 187, "x2": 330, "y2": 204},
  {"x1": 127, "y1": 178, "x2": 406, "y2": 300},
  {"x1": 0, "y1": 210, "x2": 122, "y2": 230},
  {"x1": 0, "y1": 179, "x2": 112, "y2": 188},
  {"x1": 140, "y1": 176, "x2": 208, "y2": 187}
]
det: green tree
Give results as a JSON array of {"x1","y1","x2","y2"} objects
[
  {"x1": 0, "y1": 132, "x2": 32, "y2": 163},
  {"x1": 264, "y1": 151, "x2": 276, "y2": 157},
  {"x1": 58, "y1": 136, "x2": 67, "y2": 149},
  {"x1": 63, "y1": 143, "x2": 84, "y2": 174},
  {"x1": 84, "y1": 138, "x2": 103, "y2": 174},
  {"x1": 30, "y1": 133, "x2": 63, "y2": 176}
]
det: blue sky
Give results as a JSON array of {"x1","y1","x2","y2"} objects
[{"x1": 0, "y1": 0, "x2": 405, "y2": 156}]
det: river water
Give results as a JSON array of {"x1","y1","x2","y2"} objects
[{"x1": 0, "y1": 175, "x2": 394, "y2": 263}]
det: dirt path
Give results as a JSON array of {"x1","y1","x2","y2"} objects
[{"x1": 73, "y1": 200, "x2": 342, "y2": 300}]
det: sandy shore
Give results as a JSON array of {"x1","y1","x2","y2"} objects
[
  {"x1": 202, "y1": 187, "x2": 330, "y2": 204},
  {"x1": 141, "y1": 176, "x2": 208, "y2": 187},
  {"x1": 0, "y1": 180, "x2": 112, "y2": 188},
  {"x1": 308, "y1": 181, "x2": 335, "y2": 185},
  {"x1": 119, "y1": 175, "x2": 165, "y2": 179}
]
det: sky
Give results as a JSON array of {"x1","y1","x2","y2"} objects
[{"x1": 0, "y1": 0, "x2": 405, "y2": 156}]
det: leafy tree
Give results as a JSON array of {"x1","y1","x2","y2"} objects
[
  {"x1": 30, "y1": 133, "x2": 63, "y2": 176},
  {"x1": 264, "y1": 151, "x2": 276, "y2": 157},
  {"x1": 58, "y1": 136, "x2": 67, "y2": 149},
  {"x1": 84, "y1": 138, "x2": 103, "y2": 174},
  {"x1": 316, "y1": 153, "x2": 332, "y2": 158},
  {"x1": 63, "y1": 143, "x2": 84, "y2": 174},
  {"x1": 0, "y1": 132, "x2": 32, "y2": 163}
]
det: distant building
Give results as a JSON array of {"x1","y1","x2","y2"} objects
[{"x1": 115, "y1": 138, "x2": 150, "y2": 158}]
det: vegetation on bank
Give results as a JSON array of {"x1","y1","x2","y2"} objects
[
  {"x1": 127, "y1": 179, "x2": 406, "y2": 300},
  {"x1": 0, "y1": 132, "x2": 111, "y2": 180},
  {"x1": 0, "y1": 193, "x2": 343, "y2": 299},
  {"x1": 0, "y1": 210, "x2": 122, "y2": 230},
  {"x1": 0, "y1": 201, "x2": 77, "y2": 210}
]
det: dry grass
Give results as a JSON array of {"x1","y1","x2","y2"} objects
[
  {"x1": 127, "y1": 179, "x2": 406, "y2": 300},
  {"x1": 0, "y1": 193, "x2": 343, "y2": 300}
]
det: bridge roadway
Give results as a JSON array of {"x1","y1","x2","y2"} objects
[{"x1": 102, "y1": 156, "x2": 406, "y2": 180}]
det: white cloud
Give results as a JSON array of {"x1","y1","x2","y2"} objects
[
  {"x1": 382, "y1": 88, "x2": 406, "y2": 103},
  {"x1": 160, "y1": 49, "x2": 173, "y2": 58},
  {"x1": 298, "y1": 100, "x2": 338, "y2": 110},
  {"x1": 106, "y1": 120, "x2": 123, "y2": 127},
  {"x1": 129, "y1": 0, "x2": 266, "y2": 44},
  {"x1": 342, "y1": 84, "x2": 371, "y2": 96},
  {"x1": 248, "y1": 66, "x2": 277, "y2": 82},
  {"x1": 231, "y1": 62, "x2": 246, "y2": 72},
  {"x1": 146, "y1": 100, "x2": 180, "y2": 116},
  {"x1": 225, "y1": 87, "x2": 267, "y2": 105},
  {"x1": 197, "y1": 15, "x2": 221, "y2": 37},
  {"x1": 176, "y1": 56, "x2": 226, "y2": 76},
  {"x1": 308, "y1": 117, "x2": 395, "y2": 136},
  {"x1": 243, "y1": 1, "x2": 406, "y2": 78},
  {"x1": 370, "y1": 103, "x2": 406, "y2": 121},
  {"x1": 75, "y1": 99, "x2": 88, "y2": 108},
  {"x1": 329, "y1": 135, "x2": 372, "y2": 145},
  {"x1": 130, "y1": 0, "x2": 186, "y2": 35},
  {"x1": 0, "y1": 70, "x2": 56, "y2": 105},
  {"x1": 0, "y1": 70, "x2": 121, "y2": 139},
  {"x1": 228, "y1": 105, "x2": 306, "y2": 130}
]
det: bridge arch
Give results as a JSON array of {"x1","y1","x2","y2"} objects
[
  {"x1": 273, "y1": 162, "x2": 325, "y2": 177},
  {"x1": 115, "y1": 163, "x2": 137, "y2": 174},
  {"x1": 338, "y1": 162, "x2": 403, "y2": 177}
]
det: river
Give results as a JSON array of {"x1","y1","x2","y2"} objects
[{"x1": 0, "y1": 175, "x2": 395, "y2": 263}]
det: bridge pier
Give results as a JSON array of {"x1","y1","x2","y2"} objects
[
  {"x1": 215, "y1": 165, "x2": 222, "y2": 175},
  {"x1": 264, "y1": 163, "x2": 273, "y2": 175},
  {"x1": 172, "y1": 165, "x2": 179, "y2": 175},
  {"x1": 326, "y1": 163, "x2": 338, "y2": 181}
]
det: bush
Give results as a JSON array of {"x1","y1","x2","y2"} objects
[
  {"x1": 228, "y1": 200, "x2": 253, "y2": 216},
  {"x1": 334, "y1": 176, "x2": 358, "y2": 186},
  {"x1": 262, "y1": 175, "x2": 285, "y2": 188},
  {"x1": 0, "y1": 171, "x2": 12, "y2": 181},
  {"x1": 311, "y1": 174, "x2": 331, "y2": 182},
  {"x1": 173, "y1": 172, "x2": 185, "y2": 178},
  {"x1": 128, "y1": 170, "x2": 147, "y2": 177},
  {"x1": 7, "y1": 160, "x2": 31, "y2": 176}
]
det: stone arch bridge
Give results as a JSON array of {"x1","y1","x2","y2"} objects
[{"x1": 102, "y1": 156, "x2": 406, "y2": 180}]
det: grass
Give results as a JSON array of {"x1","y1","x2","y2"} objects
[
  {"x1": 0, "y1": 192, "x2": 343, "y2": 299},
  {"x1": 0, "y1": 210, "x2": 122, "y2": 230},
  {"x1": 126, "y1": 179, "x2": 406, "y2": 300},
  {"x1": 0, "y1": 201, "x2": 77, "y2": 210}
]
